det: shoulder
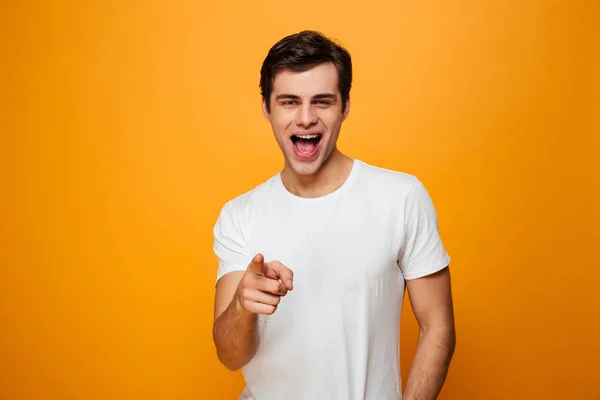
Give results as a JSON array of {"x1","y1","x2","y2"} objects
[
  {"x1": 353, "y1": 160, "x2": 440, "y2": 218},
  {"x1": 355, "y1": 159, "x2": 421, "y2": 196},
  {"x1": 217, "y1": 173, "x2": 280, "y2": 221}
]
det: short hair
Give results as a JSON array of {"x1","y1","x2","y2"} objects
[{"x1": 259, "y1": 30, "x2": 352, "y2": 112}]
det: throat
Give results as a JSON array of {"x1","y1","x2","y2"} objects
[{"x1": 282, "y1": 151, "x2": 354, "y2": 198}]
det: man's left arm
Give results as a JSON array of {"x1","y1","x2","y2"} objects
[{"x1": 402, "y1": 265, "x2": 456, "y2": 400}]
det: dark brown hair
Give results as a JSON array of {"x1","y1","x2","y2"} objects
[{"x1": 259, "y1": 30, "x2": 352, "y2": 112}]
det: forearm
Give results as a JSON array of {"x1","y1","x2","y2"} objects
[
  {"x1": 212, "y1": 298, "x2": 259, "y2": 371},
  {"x1": 403, "y1": 327, "x2": 456, "y2": 400}
]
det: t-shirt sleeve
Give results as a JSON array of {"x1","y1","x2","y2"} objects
[
  {"x1": 398, "y1": 177, "x2": 451, "y2": 280},
  {"x1": 213, "y1": 200, "x2": 251, "y2": 286}
]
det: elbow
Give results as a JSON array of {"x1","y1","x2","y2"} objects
[
  {"x1": 214, "y1": 338, "x2": 253, "y2": 372},
  {"x1": 444, "y1": 325, "x2": 457, "y2": 360},
  {"x1": 216, "y1": 349, "x2": 247, "y2": 371},
  {"x1": 221, "y1": 358, "x2": 243, "y2": 372},
  {"x1": 212, "y1": 319, "x2": 258, "y2": 372},
  {"x1": 448, "y1": 329, "x2": 457, "y2": 357},
  {"x1": 438, "y1": 323, "x2": 456, "y2": 352},
  {"x1": 212, "y1": 324, "x2": 240, "y2": 371},
  {"x1": 420, "y1": 323, "x2": 456, "y2": 355}
]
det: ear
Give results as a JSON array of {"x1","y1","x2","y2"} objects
[
  {"x1": 342, "y1": 95, "x2": 351, "y2": 121},
  {"x1": 261, "y1": 97, "x2": 271, "y2": 122}
]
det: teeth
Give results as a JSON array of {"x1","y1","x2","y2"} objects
[{"x1": 296, "y1": 134, "x2": 319, "y2": 139}]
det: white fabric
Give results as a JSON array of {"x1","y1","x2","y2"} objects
[{"x1": 213, "y1": 159, "x2": 451, "y2": 400}]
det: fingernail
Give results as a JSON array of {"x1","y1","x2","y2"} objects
[{"x1": 287, "y1": 280, "x2": 293, "y2": 289}]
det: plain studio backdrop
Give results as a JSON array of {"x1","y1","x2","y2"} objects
[{"x1": 1, "y1": 1, "x2": 599, "y2": 399}]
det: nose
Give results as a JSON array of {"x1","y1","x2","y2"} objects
[{"x1": 295, "y1": 103, "x2": 318, "y2": 128}]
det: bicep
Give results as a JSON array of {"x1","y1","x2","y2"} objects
[
  {"x1": 405, "y1": 266, "x2": 455, "y2": 331},
  {"x1": 214, "y1": 271, "x2": 245, "y2": 321}
]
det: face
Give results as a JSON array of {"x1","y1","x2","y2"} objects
[{"x1": 262, "y1": 62, "x2": 350, "y2": 177}]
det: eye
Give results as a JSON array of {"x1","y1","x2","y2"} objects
[{"x1": 314, "y1": 100, "x2": 331, "y2": 106}]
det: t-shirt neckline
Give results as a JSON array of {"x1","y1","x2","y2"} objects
[{"x1": 276, "y1": 159, "x2": 362, "y2": 204}]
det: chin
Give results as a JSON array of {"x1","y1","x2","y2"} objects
[{"x1": 287, "y1": 157, "x2": 323, "y2": 176}]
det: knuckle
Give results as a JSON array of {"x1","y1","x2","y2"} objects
[
  {"x1": 246, "y1": 275, "x2": 259, "y2": 288},
  {"x1": 273, "y1": 282, "x2": 284, "y2": 294},
  {"x1": 264, "y1": 269, "x2": 277, "y2": 280}
]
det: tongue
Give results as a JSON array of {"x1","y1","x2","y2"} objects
[{"x1": 296, "y1": 139, "x2": 317, "y2": 154}]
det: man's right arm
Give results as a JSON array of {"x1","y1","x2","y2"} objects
[
  {"x1": 212, "y1": 270, "x2": 259, "y2": 371},
  {"x1": 212, "y1": 254, "x2": 294, "y2": 371}
]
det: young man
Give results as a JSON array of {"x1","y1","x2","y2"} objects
[{"x1": 212, "y1": 30, "x2": 456, "y2": 400}]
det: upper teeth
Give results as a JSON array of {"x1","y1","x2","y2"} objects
[{"x1": 297, "y1": 134, "x2": 319, "y2": 139}]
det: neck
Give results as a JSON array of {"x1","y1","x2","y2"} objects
[{"x1": 281, "y1": 148, "x2": 354, "y2": 198}]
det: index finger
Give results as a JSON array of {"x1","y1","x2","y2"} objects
[
  {"x1": 265, "y1": 261, "x2": 294, "y2": 291},
  {"x1": 247, "y1": 253, "x2": 265, "y2": 275}
]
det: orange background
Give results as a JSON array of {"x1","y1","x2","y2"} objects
[{"x1": 2, "y1": 1, "x2": 599, "y2": 399}]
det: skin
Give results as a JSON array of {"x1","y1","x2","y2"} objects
[
  {"x1": 403, "y1": 268, "x2": 456, "y2": 400},
  {"x1": 262, "y1": 62, "x2": 354, "y2": 198},
  {"x1": 212, "y1": 253, "x2": 293, "y2": 371},
  {"x1": 212, "y1": 62, "x2": 455, "y2": 399}
]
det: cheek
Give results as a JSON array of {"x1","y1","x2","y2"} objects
[
  {"x1": 270, "y1": 112, "x2": 294, "y2": 131},
  {"x1": 268, "y1": 120, "x2": 288, "y2": 144},
  {"x1": 320, "y1": 111, "x2": 343, "y2": 129}
]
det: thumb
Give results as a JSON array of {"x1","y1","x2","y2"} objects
[{"x1": 247, "y1": 253, "x2": 265, "y2": 275}]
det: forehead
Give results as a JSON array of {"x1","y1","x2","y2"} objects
[{"x1": 272, "y1": 63, "x2": 340, "y2": 97}]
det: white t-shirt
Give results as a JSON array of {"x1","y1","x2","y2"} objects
[{"x1": 213, "y1": 159, "x2": 451, "y2": 400}]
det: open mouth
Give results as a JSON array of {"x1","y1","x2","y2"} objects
[{"x1": 291, "y1": 134, "x2": 322, "y2": 158}]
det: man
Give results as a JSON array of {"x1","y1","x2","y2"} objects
[{"x1": 211, "y1": 30, "x2": 456, "y2": 400}]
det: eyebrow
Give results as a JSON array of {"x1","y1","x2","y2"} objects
[{"x1": 275, "y1": 93, "x2": 337, "y2": 101}]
